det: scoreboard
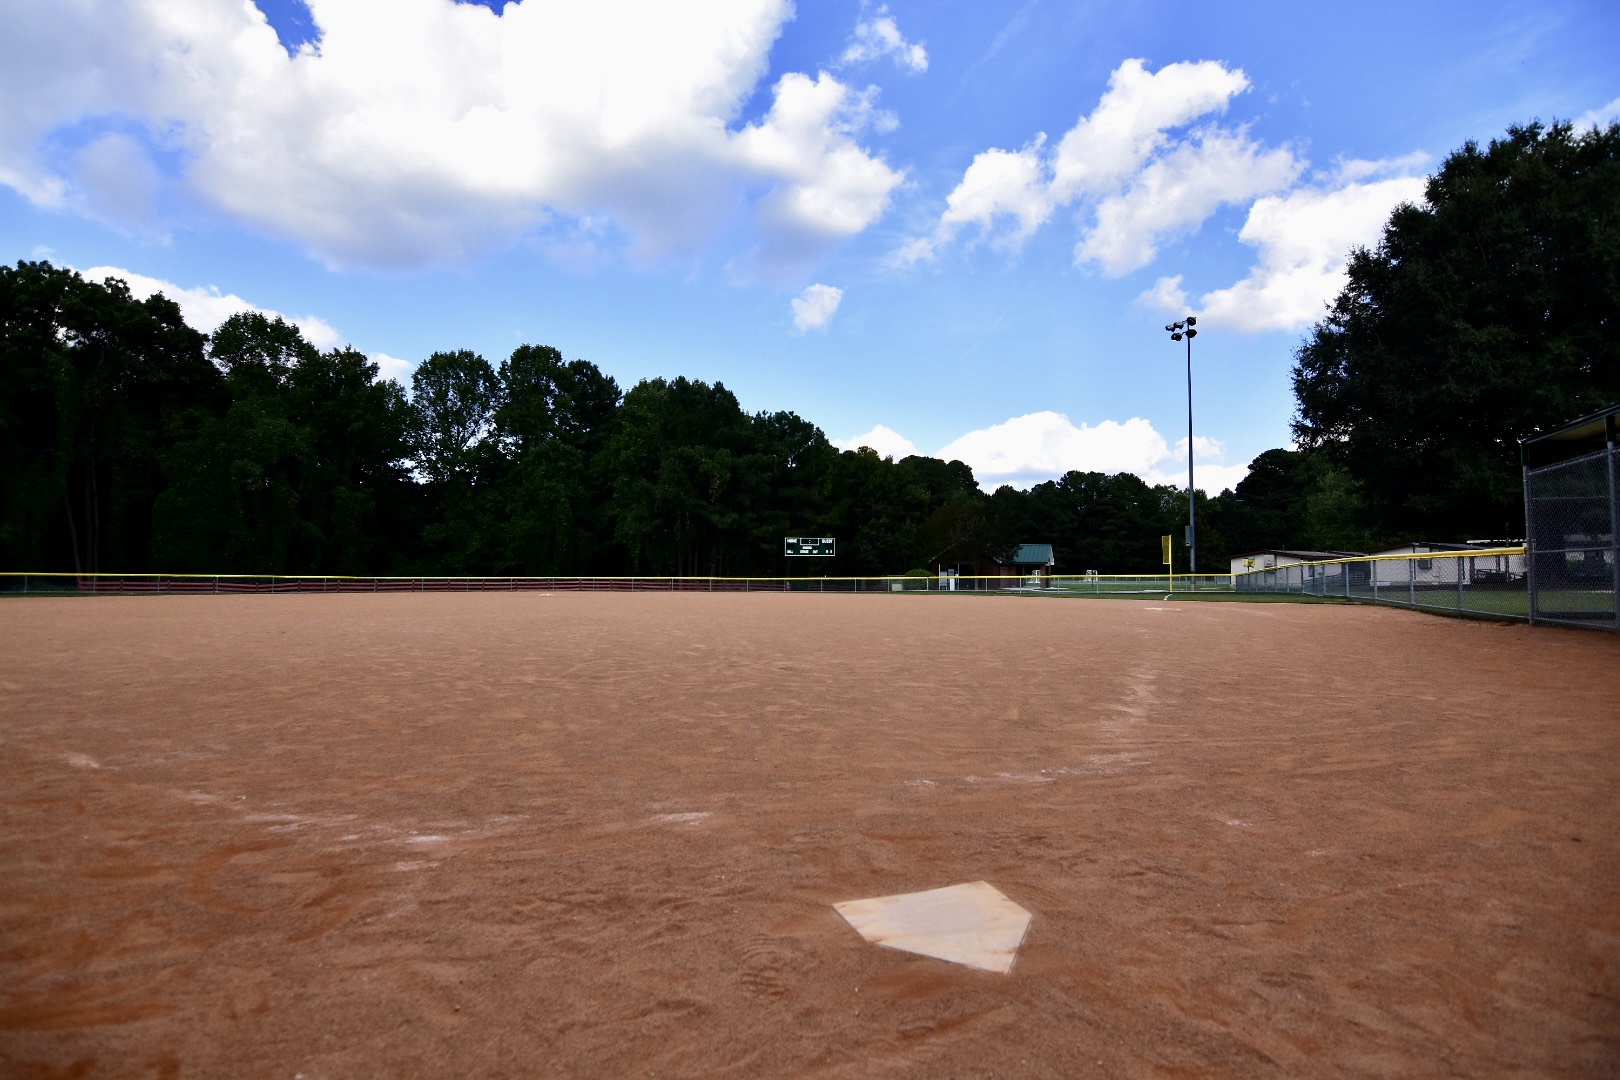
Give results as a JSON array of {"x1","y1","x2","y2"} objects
[{"x1": 783, "y1": 537, "x2": 836, "y2": 557}]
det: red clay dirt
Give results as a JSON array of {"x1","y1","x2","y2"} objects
[{"x1": 1, "y1": 592, "x2": 1617, "y2": 1078}]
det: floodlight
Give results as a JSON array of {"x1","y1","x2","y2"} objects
[{"x1": 1162, "y1": 312, "x2": 1201, "y2": 578}]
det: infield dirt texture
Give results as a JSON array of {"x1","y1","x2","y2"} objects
[{"x1": 2, "y1": 593, "x2": 1617, "y2": 1077}]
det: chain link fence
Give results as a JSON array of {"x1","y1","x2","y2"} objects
[
  {"x1": 1524, "y1": 445, "x2": 1620, "y2": 631},
  {"x1": 0, "y1": 571, "x2": 1235, "y2": 596},
  {"x1": 0, "y1": 572, "x2": 1232, "y2": 596},
  {"x1": 1234, "y1": 548, "x2": 1532, "y2": 621}
]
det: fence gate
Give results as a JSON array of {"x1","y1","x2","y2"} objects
[{"x1": 1522, "y1": 405, "x2": 1620, "y2": 633}]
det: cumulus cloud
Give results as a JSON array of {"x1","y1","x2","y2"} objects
[
  {"x1": 1575, "y1": 96, "x2": 1620, "y2": 130},
  {"x1": 1048, "y1": 57, "x2": 1251, "y2": 202},
  {"x1": 1076, "y1": 129, "x2": 1300, "y2": 275},
  {"x1": 1138, "y1": 157, "x2": 1427, "y2": 332},
  {"x1": 1137, "y1": 274, "x2": 1189, "y2": 314},
  {"x1": 937, "y1": 136, "x2": 1053, "y2": 249},
  {"x1": 371, "y1": 351, "x2": 417, "y2": 385},
  {"x1": 833, "y1": 424, "x2": 919, "y2": 459},
  {"x1": 902, "y1": 54, "x2": 1428, "y2": 335},
  {"x1": 80, "y1": 264, "x2": 345, "y2": 349},
  {"x1": 1141, "y1": 436, "x2": 1247, "y2": 492},
  {"x1": 790, "y1": 283, "x2": 844, "y2": 332},
  {"x1": 733, "y1": 73, "x2": 905, "y2": 257},
  {"x1": 840, "y1": 5, "x2": 927, "y2": 73},
  {"x1": 903, "y1": 59, "x2": 1284, "y2": 270},
  {"x1": 0, "y1": 0, "x2": 904, "y2": 269},
  {"x1": 835, "y1": 411, "x2": 1251, "y2": 491},
  {"x1": 935, "y1": 411, "x2": 1245, "y2": 492}
]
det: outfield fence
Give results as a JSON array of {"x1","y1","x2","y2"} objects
[
  {"x1": 0, "y1": 571, "x2": 1231, "y2": 596},
  {"x1": 1234, "y1": 547, "x2": 1546, "y2": 623}
]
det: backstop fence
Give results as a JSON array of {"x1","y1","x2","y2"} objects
[
  {"x1": 1523, "y1": 445, "x2": 1620, "y2": 631},
  {"x1": 1234, "y1": 547, "x2": 1538, "y2": 623}
]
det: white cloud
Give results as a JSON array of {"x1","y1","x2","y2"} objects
[
  {"x1": 939, "y1": 412, "x2": 1165, "y2": 488},
  {"x1": 1049, "y1": 58, "x2": 1252, "y2": 202},
  {"x1": 902, "y1": 58, "x2": 1277, "y2": 269},
  {"x1": 1574, "y1": 96, "x2": 1620, "y2": 130},
  {"x1": 840, "y1": 6, "x2": 927, "y2": 73},
  {"x1": 1140, "y1": 436, "x2": 1244, "y2": 492},
  {"x1": 790, "y1": 282, "x2": 844, "y2": 332},
  {"x1": 938, "y1": 136, "x2": 1053, "y2": 248},
  {"x1": 1167, "y1": 460, "x2": 1250, "y2": 495},
  {"x1": 371, "y1": 352, "x2": 416, "y2": 385},
  {"x1": 79, "y1": 264, "x2": 345, "y2": 351},
  {"x1": 903, "y1": 56, "x2": 1434, "y2": 335},
  {"x1": 833, "y1": 423, "x2": 919, "y2": 459},
  {"x1": 733, "y1": 73, "x2": 905, "y2": 253},
  {"x1": 0, "y1": 0, "x2": 904, "y2": 269},
  {"x1": 1076, "y1": 129, "x2": 1300, "y2": 275},
  {"x1": 1137, "y1": 274, "x2": 1189, "y2": 314},
  {"x1": 934, "y1": 411, "x2": 1246, "y2": 492},
  {"x1": 1190, "y1": 163, "x2": 1426, "y2": 332}
]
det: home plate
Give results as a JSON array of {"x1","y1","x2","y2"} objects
[{"x1": 832, "y1": 881, "x2": 1032, "y2": 974}]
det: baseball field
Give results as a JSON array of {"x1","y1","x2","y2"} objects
[{"x1": 2, "y1": 593, "x2": 1617, "y2": 1077}]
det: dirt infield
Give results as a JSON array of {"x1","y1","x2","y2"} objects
[{"x1": 2, "y1": 593, "x2": 1617, "y2": 1078}]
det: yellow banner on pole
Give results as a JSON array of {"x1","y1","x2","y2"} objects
[{"x1": 1161, "y1": 534, "x2": 1173, "y2": 566}]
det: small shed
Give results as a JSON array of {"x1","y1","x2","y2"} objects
[{"x1": 994, "y1": 543, "x2": 1056, "y2": 588}]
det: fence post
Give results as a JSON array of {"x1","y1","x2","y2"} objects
[
  {"x1": 1524, "y1": 462, "x2": 1538, "y2": 626},
  {"x1": 1609, "y1": 442, "x2": 1620, "y2": 631},
  {"x1": 1409, "y1": 557, "x2": 1415, "y2": 608},
  {"x1": 1458, "y1": 556, "x2": 1466, "y2": 612}
]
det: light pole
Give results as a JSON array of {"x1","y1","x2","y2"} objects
[{"x1": 1165, "y1": 316, "x2": 1198, "y2": 576}]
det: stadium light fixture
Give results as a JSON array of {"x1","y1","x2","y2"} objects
[{"x1": 1165, "y1": 315, "x2": 1199, "y2": 577}]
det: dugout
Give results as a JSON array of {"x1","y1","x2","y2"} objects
[{"x1": 1520, "y1": 403, "x2": 1620, "y2": 630}]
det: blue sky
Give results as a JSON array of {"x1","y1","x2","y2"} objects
[{"x1": 4, "y1": 0, "x2": 1617, "y2": 492}]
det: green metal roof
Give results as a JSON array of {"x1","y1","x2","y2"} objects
[{"x1": 1002, "y1": 544, "x2": 1054, "y2": 566}]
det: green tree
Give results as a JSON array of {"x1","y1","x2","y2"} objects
[
  {"x1": 152, "y1": 312, "x2": 384, "y2": 573},
  {"x1": 1000, "y1": 471, "x2": 1183, "y2": 573},
  {"x1": 405, "y1": 350, "x2": 503, "y2": 572},
  {"x1": 0, "y1": 261, "x2": 218, "y2": 572},
  {"x1": 823, "y1": 449, "x2": 936, "y2": 574},
  {"x1": 494, "y1": 345, "x2": 621, "y2": 573},
  {"x1": 921, "y1": 492, "x2": 1019, "y2": 572},
  {"x1": 408, "y1": 350, "x2": 501, "y2": 485},
  {"x1": 1292, "y1": 120, "x2": 1620, "y2": 539},
  {"x1": 283, "y1": 346, "x2": 412, "y2": 572},
  {"x1": 601, "y1": 376, "x2": 755, "y2": 574},
  {"x1": 737, "y1": 409, "x2": 838, "y2": 575}
]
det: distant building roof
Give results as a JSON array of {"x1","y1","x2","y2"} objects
[
  {"x1": 1367, "y1": 541, "x2": 1524, "y2": 555},
  {"x1": 1521, "y1": 401, "x2": 1619, "y2": 468},
  {"x1": 1000, "y1": 544, "x2": 1055, "y2": 567},
  {"x1": 1231, "y1": 549, "x2": 1365, "y2": 562}
]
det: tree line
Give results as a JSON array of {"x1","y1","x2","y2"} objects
[
  {"x1": 0, "y1": 260, "x2": 1227, "y2": 577},
  {"x1": 3, "y1": 121, "x2": 1614, "y2": 578}
]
